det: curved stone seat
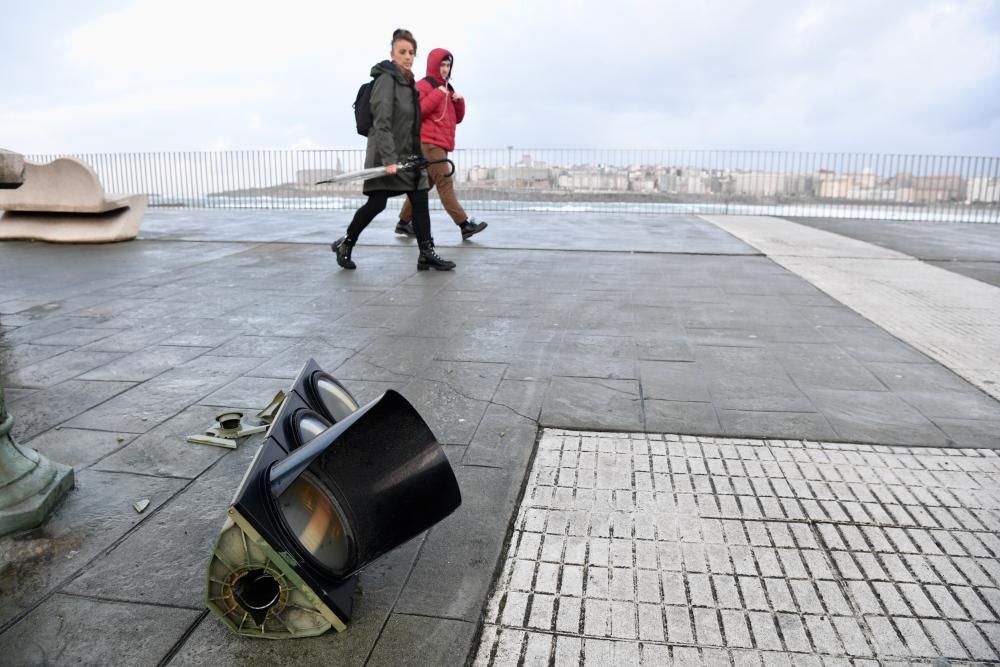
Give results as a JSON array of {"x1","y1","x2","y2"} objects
[{"x1": 0, "y1": 156, "x2": 147, "y2": 243}]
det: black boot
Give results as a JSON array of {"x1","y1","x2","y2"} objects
[
  {"x1": 459, "y1": 218, "x2": 488, "y2": 240},
  {"x1": 332, "y1": 236, "x2": 356, "y2": 269},
  {"x1": 395, "y1": 220, "x2": 415, "y2": 236},
  {"x1": 417, "y1": 239, "x2": 456, "y2": 271}
]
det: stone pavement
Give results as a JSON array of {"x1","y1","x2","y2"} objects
[{"x1": 1, "y1": 210, "x2": 999, "y2": 665}]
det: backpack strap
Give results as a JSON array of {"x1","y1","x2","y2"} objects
[{"x1": 421, "y1": 76, "x2": 454, "y2": 92}]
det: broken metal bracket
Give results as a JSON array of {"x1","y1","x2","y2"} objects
[
  {"x1": 187, "y1": 411, "x2": 266, "y2": 450},
  {"x1": 255, "y1": 391, "x2": 286, "y2": 425}
]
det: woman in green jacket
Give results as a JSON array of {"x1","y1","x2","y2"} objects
[{"x1": 333, "y1": 29, "x2": 455, "y2": 271}]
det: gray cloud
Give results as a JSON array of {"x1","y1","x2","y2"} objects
[{"x1": 2, "y1": 0, "x2": 998, "y2": 155}]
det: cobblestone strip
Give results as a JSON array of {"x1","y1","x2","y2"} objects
[
  {"x1": 699, "y1": 215, "x2": 1000, "y2": 403},
  {"x1": 473, "y1": 430, "x2": 1000, "y2": 666}
]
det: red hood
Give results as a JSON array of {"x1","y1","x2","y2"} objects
[{"x1": 424, "y1": 48, "x2": 454, "y2": 83}]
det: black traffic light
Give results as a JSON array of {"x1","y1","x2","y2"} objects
[{"x1": 205, "y1": 358, "x2": 461, "y2": 638}]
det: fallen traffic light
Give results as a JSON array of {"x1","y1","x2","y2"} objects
[{"x1": 205, "y1": 359, "x2": 462, "y2": 638}]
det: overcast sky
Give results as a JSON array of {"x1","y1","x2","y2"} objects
[{"x1": 3, "y1": 0, "x2": 999, "y2": 156}]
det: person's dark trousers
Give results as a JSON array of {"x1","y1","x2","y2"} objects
[{"x1": 347, "y1": 189, "x2": 432, "y2": 243}]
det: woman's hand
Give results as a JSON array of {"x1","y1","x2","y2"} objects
[{"x1": 385, "y1": 164, "x2": 399, "y2": 175}]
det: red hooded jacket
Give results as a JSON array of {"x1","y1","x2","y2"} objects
[{"x1": 415, "y1": 48, "x2": 466, "y2": 152}]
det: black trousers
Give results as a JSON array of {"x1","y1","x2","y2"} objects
[{"x1": 347, "y1": 189, "x2": 431, "y2": 244}]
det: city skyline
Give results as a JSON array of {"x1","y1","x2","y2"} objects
[{"x1": 303, "y1": 152, "x2": 1000, "y2": 204}]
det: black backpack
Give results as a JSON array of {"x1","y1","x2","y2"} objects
[
  {"x1": 354, "y1": 72, "x2": 397, "y2": 137},
  {"x1": 353, "y1": 78, "x2": 376, "y2": 137}
]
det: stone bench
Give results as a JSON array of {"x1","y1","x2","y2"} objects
[{"x1": 0, "y1": 153, "x2": 147, "y2": 243}]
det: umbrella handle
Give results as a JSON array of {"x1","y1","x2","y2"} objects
[{"x1": 399, "y1": 156, "x2": 455, "y2": 178}]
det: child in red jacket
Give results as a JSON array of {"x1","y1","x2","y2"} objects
[{"x1": 396, "y1": 48, "x2": 487, "y2": 241}]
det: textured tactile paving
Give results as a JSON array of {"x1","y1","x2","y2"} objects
[{"x1": 474, "y1": 429, "x2": 1000, "y2": 665}]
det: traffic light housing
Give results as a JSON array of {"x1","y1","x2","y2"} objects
[{"x1": 205, "y1": 359, "x2": 461, "y2": 638}]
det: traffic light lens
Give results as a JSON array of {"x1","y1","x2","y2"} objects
[
  {"x1": 313, "y1": 374, "x2": 359, "y2": 422},
  {"x1": 295, "y1": 412, "x2": 330, "y2": 445},
  {"x1": 277, "y1": 472, "x2": 352, "y2": 574}
]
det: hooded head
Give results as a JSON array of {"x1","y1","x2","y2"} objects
[{"x1": 425, "y1": 48, "x2": 454, "y2": 83}]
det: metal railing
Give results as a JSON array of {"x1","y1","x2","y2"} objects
[{"x1": 25, "y1": 149, "x2": 1000, "y2": 222}]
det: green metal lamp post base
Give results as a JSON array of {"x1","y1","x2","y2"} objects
[{"x1": 0, "y1": 387, "x2": 74, "y2": 537}]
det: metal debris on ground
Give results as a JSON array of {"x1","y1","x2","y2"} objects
[
  {"x1": 186, "y1": 410, "x2": 271, "y2": 450},
  {"x1": 255, "y1": 390, "x2": 286, "y2": 425},
  {"x1": 186, "y1": 434, "x2": 238, "y2": 449}
]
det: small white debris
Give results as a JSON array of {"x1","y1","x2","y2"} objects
[{"x1": 133, "y1": 499, "x2": 150, "y2": 513}]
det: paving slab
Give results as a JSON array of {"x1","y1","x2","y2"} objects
[
  {"x1": 462, "y1": 402, "x2": 540, "y2": 469},
  {"x1": 77, "y1": 345, "x2": 211, "y2": 382},
  {"x1": 366, "y1": 615, "x2": 477, "y2": 667},
  {"x1": 4, "y1": 348, "x2": 124, "y2": 388},
  {"x1": 1, "y1": 594, "x2": 200, "y2": 667},
  {"x1": 21, "y1": 427, "x2": 135, "y2": 470},
  {"x1": 541, "y1": 377, "x2": 643, "y2": 432},
  {"x1": 6, "y1": 378, "x2": 135, "y2": 441}
]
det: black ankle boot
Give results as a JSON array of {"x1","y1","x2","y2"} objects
[
  {"x1": 395, "y1": 220, "x2": 415, "y2": 236},
  {"x1": 332, "y1": 236, "x2": 356, "y2": 269},
  {"x1": 459, "y1": 219, "x2": 487, "y2": 240},
  {"x1": 417, "y1": 240, "x2": 456, "y2": 271}
]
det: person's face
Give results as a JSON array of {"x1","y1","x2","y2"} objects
[
  {"x1": 391, "y1": 39, "x2": 415, "y2": 73},
  {"x1": 439, "y1": 60, "x2": 452, "y2": 81}
]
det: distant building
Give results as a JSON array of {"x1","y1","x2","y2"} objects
[
  {"x1": 785, "y1": 173, "x2": 815, "y2": 197},
  {"x1": 731, "y1": 171, "x2": 787, "y2": 197},
  {"x1": 557, "y1": 168, "x2": 628, "y2": 191},
  {"x1": 657, "y1": 167, "x2": 711, "y2": 195},
  {"x1": 967, "y1": 176, "x2": 1000, "y2": 204},
  {"x1": 466, "y1": 166, "x2": 493, "y2": 183},
  {"x1": 494, "y1": 166, "x2": 552, "y2": 188},
  {"x1": 889, "y1": 174, "x2": 963, "y2": 203},
  {"x1": 817, "y1": 170, "x2": 851, "y2": 199},
  {"x1": 627, "y1": 167, "x2": 657, "y2": 192}
]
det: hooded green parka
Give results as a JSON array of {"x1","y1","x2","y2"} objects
[{"x1": 363, "y1": 60, "x2": 430, "y2": 194}]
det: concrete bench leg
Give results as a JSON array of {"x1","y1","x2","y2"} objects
[{"x1": 0, "y1": 195, "x2": 148, "y2": 243}]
